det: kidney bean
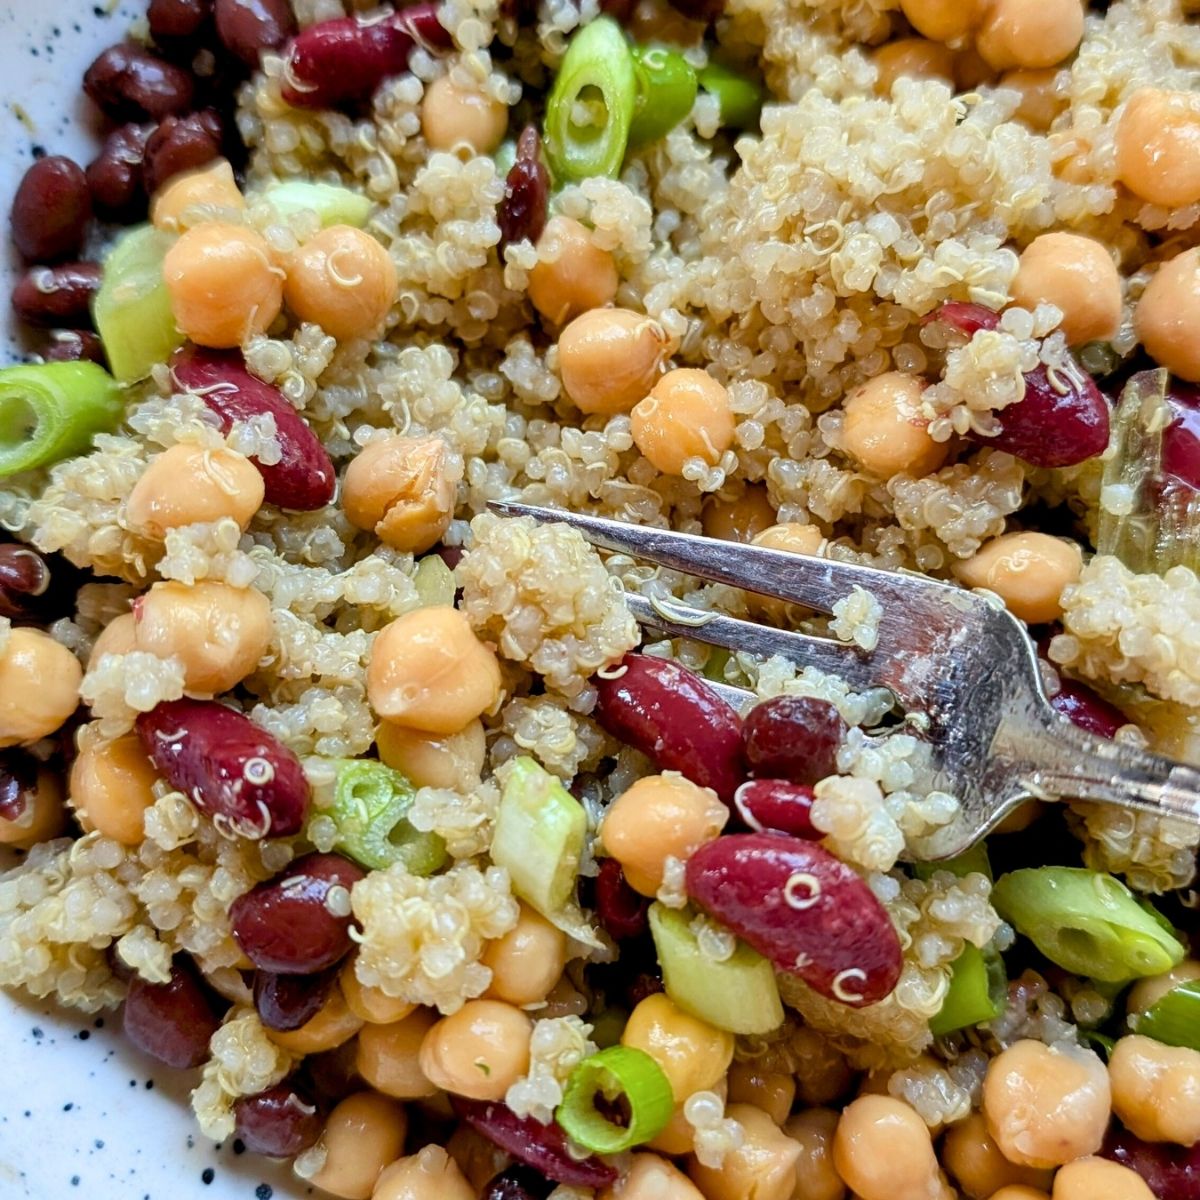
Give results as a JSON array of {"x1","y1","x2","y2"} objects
[
  {"x1": 594, "y1": 653, "x2": 744, "y2": 805},
  {"x1": 234, "y1": 1079, "x2": 323, "y2": 1157},
  {"x1": 453, "y1": 1098, "x2": 619, "y2": 1189},
  {"x1": 483, "y1": 1165, "x2": 555, "y2": 1200},
  {"x1": 170, "y1": 346, "x2": 336, "y2": 510},
  {"x1": 44, "y1": 330, "x2": 107, "y2": 365},
  {"x1": 84, "y1": 44, "x2": 196, "y2": 122},
  {"x1": 0, "y1": 543, "x2": 81, "y2": 622},
  {"x1": 742, "y1": 694, "x2": 846, "y2": 785},
  {"x1": 0, "y1": 751, "x2": 37, "y2": 823},
  {"x1": 122, "y1": 957, "x2": 221, "y2": 1068},
  {"x1": 136, "y1": 698, "x2": 311, "y2": 839},
  {"x1": 594, "y1": 858, "x2": 650, "y2": 942},
  {"x1": 1050, "y1": 677, "x2": 1126, "y2": 740},
  {"x1": 733, "y1": 778, "x2": 818, "y2": 838},
  {"x1": 627, "y1": 971, "x2": 665, "y2": 1006},
  {"x1": 142, "y1": 110, "x2": 224, "y2": 196},
  {"x1": 1103, "y1": 1125, "x2": 1200, "y2": 1200},
  {"x1": 215, "y1": 0, "x2": 296, "y2": 67},
  {"x1": 10, "y1": 156, "x2": 91, "y2": 263},
  {"x1": 148, "y1": 0, "x2": 213, "y2": 40},
  {"x1": 230, "y1": 853, "x2": 365, "y2": 975},
  {"x1": 301, "y1": 1039, "x2": 361, "y2": 1105},
  {"x1": 686, "y1": 832, "x2": 903, "y2": 1007},
  {"x1": 1162, "y1": 382, "x2": 1200, "y2": 492},
  {"x1": 280, "y1": 4, "x2": 452, "y2": 109},
  {"x1": 498, "y1": 125, "x2": 550, "y2": 253},
  {"x1": 253, "y1": 966, "x2": 338, "y2": 1031},
  {"x1": 86, "y1": 124, "x2": 153, "y2": 222},
  {"x1": 11, "y1": 262, "x2": 101, "y2": 329}
]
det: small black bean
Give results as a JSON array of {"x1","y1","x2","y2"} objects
[
  {"x1": 87, "y1": 124, "x2": 153, "y2": 222},
  {"x1": 148, "y1": 0, "x2": 213, "y2": 41},
  {"x1": 10, "y1": 156, "x2": 91, "y2": 263},
  {"x1": 214, "y1": 0, "x2": 296, "y2": 67},
  {"x1": 12, "y1": 262, "x2": 101, "y2": 329},
  {"x1": 498, "y1": 125, "x2": 550, "y2": 253},
  {"x1": 142, "y1": 110, "x2": 224, "y2": 196},
  {"x1": 0, "y1": 751, "x2": 38, "y2": 823},
  {"x1": 84, "y1": 43, "x2": 196, "y2": 122},
  {"x1": 43, "y1": 330, "x2": 107, "y2": 366},
  {"x1": 482, "y1": 1165, "x2": 555, "y2": 1200},
  {"x1": 252, "y1": 967, "x2": 337, "y2": 1032}
]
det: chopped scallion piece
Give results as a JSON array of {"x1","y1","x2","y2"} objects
[
  {"x1": 992, "y1": 867, "x2": 1185, "y2": 984},
  {"x1": 590, "y1": 1007, "x2": 628, "y2": 1050},
  {"x1": 1135, "y1": 981, "x2": 1200, "y2": 1050},
  {"x1": 556, "y1": 1046, "x2": 674, "y2": 1153},
  {"x1": 929, "y1": 944, "x2": 1006, "y2": 1036},
  {"x1": 493, "y1": 138, "x2": 518, "y2": 181},
  {"x1": 544, "y1": 17, "x2": 639, "y2": 182},
  {"x1": 697, "y1": 62, "x2": 763, "y2": 131},
  {"x1": 258, "y1": 180, "x2": 373, "y2": 228},
  {"x1": 413, "y1": 553, "x2": 456, "y2": 608},
  {"x1": 629, "y1": 45, "x2": 698, "y2": 147},
  {"x1": 0, "y1": 361, "x2": 124, "y2": 477},
  {"x1": 914, "y1": 841, "x2": 991, "y2": 882}
]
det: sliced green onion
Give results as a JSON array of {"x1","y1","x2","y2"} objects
[
  {"x1": 914, "y1": 841, "x2": 992, "y2": 882},
  {"x1": 697, "y1": 62, "x2": 763, "y2": 131},
  {"x1": 324, "y1": 759, "x2": 447, "y2": 873},
  {"x1": 590, "y1": 1007, "x2": 628, "y2": 1050},
  {"x1": 544, "y1": 16, "x2": 639, "y2": 182},
  {"x1": 1080, "y1": 1029, "x2": 1115, "y2": 1060},
  {"x1": 258, "y1": 180, "x2": 373, "y2": 228},
  {"x1": 701, "y1": 647, "x2": 730, "y2": 684},
  {"x1": 413, "y1": 553, "x2": 456, "y2": 608},
  {"x1": 1135, "y1": 981, "x2": 1200, "y2": 1050},
  {"x1": 648, "y1": 902, "x2": 783, "y2": 1035},
  {"x1": 0, "y1": 361, "x2": 124, "y2": 477},
  {"x1": 92, "y1": 224, "x2": 184, "y2": 384},
  {"x1": 491, "y1": 757, "x2": 587, "y2": 920},
  {"x1": 1077, "y1": 340, "x2": 1122, "y2": 379},
  {"x1": 992, "y1": 867, "x2": 1185, "y2": 984},
  {"x1": 629, "y1": 45, "x2": 698, "y2": 147},
  {"x1": 929, "y1": 944, "x2": 1006, "y2": 1036},
  {"x1": 556, "y1": 1046, "x2": 674, "y2": 1153},
  {"x1": 493, "y1": 138, "x2": 518, "y2": 180}
]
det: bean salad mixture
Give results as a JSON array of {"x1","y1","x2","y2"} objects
[{"x1": 4, "y1": 0, "x2": 1200, "y2": 1197}]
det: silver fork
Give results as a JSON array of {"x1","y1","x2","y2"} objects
[{"x1": 489, "y1": 499, "x2": 1200, "y2": 860}]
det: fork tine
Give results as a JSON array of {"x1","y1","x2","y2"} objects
[{"x1": 624, "y1": 593, "x2": 882, "y2": 691}]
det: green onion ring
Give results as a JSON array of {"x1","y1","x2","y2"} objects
[{"x1": 556, "y1": 1045, "x2": 674, "y2": 1154}]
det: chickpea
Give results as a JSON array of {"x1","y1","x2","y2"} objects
[
  {"x1": 0, "y1": 766, "x2": 67, "y2": 849},
  {"x1": 308, "y1": 1092, "x2": 407, "y2": 1200},
  {"x1": 342, "y1": 435, "x2": 457, "y2": 554},
  {"x1": 89, "y1": 612, "x2": 137, "y2": 667},
  {"x1": 0, "y1": 628, "x2": 82, "y2": 747},
  {"x1": 133, "y1": 580, "x2": 272, "y2": 695},
  {"x1": 702, "y1": 485, "x2": 777, "y2": 545},
  {"x1": 375, "y1": 719, "x2": 486, "y2": 791},
  {"x1": 841, "y1": 372, "x2": 947, "y2": 479},
  {"x1": 1010, "y1": 233, "x2": 1121, "y2": 347},
  {"x1": 748, "y1": 523, "x2": 825, "y2": 619},
  {"x1": 832, "y1": 1096, "x2": 947, "y2": 1200},
  {"x1": 873, "y1": 39, "x2": 956, "y2": 95},
  {"x1": 982, "y1": 1039, "x2": 1111, "y2": 1168},
  {"x1": 942, "y1": 1113, "x2": 1054, "y2": 1200},
  {"x1": 631, "y1": 368, "x2": 735, "y2": 477},
  {"x1": 445, "y1": 1124, "x2": 511, "y2": 1191},
  {"x1": 953, "y1": 531, "x2": 1082, "y2": 624},
  {"x1": 151, "y1": 158, "x2": 245, "y2": 232},
  {"x1": 783, "y1": 1109, "x2": 845, "y2": 1200},
  {"x1": 1000, "y1": 69, "x2": 1064, "y2": 131},
  {"x1": 1116, "y1": 89, "x2": 1200, "y2": 209},
  {"x1": 356, "y1": 1008, "x2": 439, "y2": 1099},
  {"x1": 898, "y1": 0, "x2": 981, "y2": 43},
  {"x1": 366, "y1": 607, "x2": 502, "y2": 735},
  {"x1": 975, "y1": 0, "x2": 1084, "y2": 71},
  {"x1": 1127, "y1": 961, "x2": 1200, "y2": 1016},
  {"x1": 125, "y1": 443, "x2": 265, "y2": 540},
  {"x1": 527, "y1": 216, "x2": 618, "y2": 325},
  {"x1": 791, "y1": 1026, "x2": 855, "y2": 1108},
  {"x1": 269, "y1": 984, "x2": 364, "y2": 1054},
  {"x1": 994, "y1": 800, "x2": 1043, "y2": 835},
  {"x1": 373, "y1": 1144, "x2": 475, "y2": 1200},
  {"x1": 1109, "y1": 1033, "x2": 1200, "y2": 1145},
  {"x1": 418, "y1": 999, "x2": 532, "y2": 1101},
  {"x1": 285, "y1": 224, "x2": 398, "y2": 342},
  {"x1": 482, "y1": 902, "x2": 568, "y2": 1007},
  {"x1": 622, "y1": 993, "x2": 734, "y2": 1101},
  {"x1": 728, "y1": 1062, "x2": 796, "y2": 1126},
  {"x1": 601, "y1": 772, "x2": 728, "y2": 897},
  {"x1": 990, "y1": 1190, "x2": 1050, "y2": 1200},
  {"x1": 341, "y1": 961, "x2": 418, "y2": 1026},
  {"x1": 1051, "y1": 1157, "x2": 1155, "y2": 1200},
  {"x1": 651, "y1": 1103, "x2": 704, "y2": 1156},
  {"x1": 421, "y1": 75, "x2": 508, "y2": 155},
  {"x1": 69, "y1": 733, "x2": 159, "y2": 845},
  {"x1": 689, "y1": 1104, "x2": 802, "y2": 1200},
  {"x1": 954, "y1": 47, "x2": 998, "y2": 90},
  {"x1": 1135, "y1": 249, "x2": 1200, "y2": 383},
  {"x1": 599, "y1": 1154, "x2": 705, "y2": 1200},
  {"x1": 163, "y1": 222, "x2": 283, "y2": 349},
  {"x1": 558, "y1": 307, "x2": 674, "y2": 416}
]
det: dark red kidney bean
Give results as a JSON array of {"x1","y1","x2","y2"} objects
[
  {"x1": 84, "y1": 44, "x2": 196, "y2": 122},
  {"x1": 742, "y1": 694, "x2": 846, "y2": 785},
  {"x1": 253, "y1": 966, "x2": 337, "y2": 1031},
  {"x1": 1103, "y1": 1124, "x2": 1200, "y2": 1200},
  {"x1": 594, "y1": 653, "x2": 744, "y2": 805},
  {"x1": 86, "y1": 123, "x2": 153, "y2": 222},
  {"x1": 627, "y1": 971, "x2": 665, "y2": 1006},
  {"x1": 44, "y1": 330, "x2": 107, "y2": 365},
  {"x1": 148, "y1": 0, "x2": 213, "y2": 40},
  {"x1": 0, "y1": 751, "x2": 38, "y2": 822},
  {"x1": 301, "y1": 1039, "x2": 362, "y2": 1104},
  {"x1": 483, "y1": 1165, "x2": 555, "y2": 1200},
  {"x1": 733, "y1": 779, "x2": 818, "y2": 839},
  {"x1": 594, "y1": 858, "x2": 650, "y2": 942},
  {"x1": 230, "y1": 853, "x2": 365, "y2": 975},
  {"x1": 498, "y1": 125, "x2": 549, "y2": 253},
  {"x1": 280, "y1": 5, "x2": 452, "y2": 109},
  {"x1": 1050, "y1": 677, "x2": 1126, "y2": 740},
  {"x1": 1163, "y1": 382, "x2": 1200, "y2": 492},
  {"x1": 215, "y1": 0, "x2": 296, "y2": 67},
  {"x1": 141, "y1": 110, "x2": 224, "y2": 196},
  {"x1": 452, "y1": 1098, "x2": 619, "y2": 1189},
  {"x1": 685, "y1": 832, "x2": 903, "y2": 1008},
  {"x1": 11, "y1": 263, "x2": 101, "y2": 329},
  {"x1": 0, "y1": 543, "x2": 51, "y2": 621},
  {"x1": 122, "y1": 958, "x2": 221, "y2": 1068},
  {"x1": 136, "y1": 698, "x2": 311, "y2": 839},
  {"x1": 234, "y1": 1079, "x2": 323, "y2": 1157},
  {"x1": 10, "y1": 156, "x2": 91, "y2": 263},
  {"x1": 171, "y1": 346, "x2": 336, "y2": 510}
]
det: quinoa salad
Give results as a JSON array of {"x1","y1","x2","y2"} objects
[{"x1": 5, "y1": 0, "x2": 1200, "y2": 1197}]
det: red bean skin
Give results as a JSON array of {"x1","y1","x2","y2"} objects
[
  {"x1": 230, "y1": 853, "x2": 365, "y2": 975},
  {"x1": 253, "y1": 966, "x2": 338, "y2": 1031},
  {"x1": 1163, "y1": 382, "x2": 1200, "y2": 492},
  {"x1": 1050, "y1": 677, "x2": 1126, "y2": 740},
  {"x1": 733, "y1": 779, "x2": 818, "y2": 839},
  {"x1": 594, "y1": 653, "x2": 744, "y2": 805},
  {"x1": 148, "y1": 0, "x2": 213, "y2": 40},
  {"x1": 742, "y1": 694, "x2": 846, "y2": 785},
  {"x1": 234, "y1": 1080, "x2": 323, "y2": 1157},
  {"x1": 11, "y1": 263, "x2": 101, "y2": 329},
  {"x1": 171, "y1": 347, "x2": 336, "y2": 511},
  {"x1": 122, "y1": 958, "x2": 221, "y2": 1069},
  {"x1": 0, "y1": 751, "x2": 37, "y2": 822},
  {"x1": 10, "y1": 157, "x2": 91, "y2": 263},
  {"x1": 483, "y1": 1165, "x2": 555, "y2": 1200},
  {"x1": 0, "y1": 543, "x2": 82, "y2": 622},
  {"x1": 136, "y1": 698, "x2": 311, "y2": 839},
  {"x1": 498, "y1": 125, "x2": 550, "y2": 252},
  {"x1": 594, "y1": 858, "x2": 650, "y2": 942},
  {"x1": 685, "y1": 833, "x2": 903, "y2": 1007},
  {"x1": 84, "y1": 44, "x2": 197, "y2": 122},
  {"x1": 43, "y1": 330, "x2": 107, "y2": 365},
  {"x1": 1103, "y1": 1125, "x2": 1200, "y2": 1200},
  {"x1": 142, "y1": 110, "x2": 224, "y2": 197},
  {"x1": 215, "y1": 0, "x2": 296, "y2": 67},
  {"x1": 86, "y1": 124, "x2": 153, "y2": 222}
]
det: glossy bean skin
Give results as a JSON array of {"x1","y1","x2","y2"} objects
[
  {"x1": 498, "y1": 125, "x2": 550, "y2": 252},
  {"x1": 594, "y1": 653, "x2": 745, "y2": 805},
  {"x1": 135, "y1": 698, "x2": 311, "y2": 839},
  {"x1": 0, "y1": 751, "x2": 37, "y2": 822},
  {"x1": 594, "y1": 857, "x2": 650, "y2": 941},
  {"x1": 686, "y1": 833, "x2": 903, "y2": 1007},
  {"x1": 230, "y1": 853, "x2": 365, "y2": 975},
  {"x1": 233, "y1": 1079, "x2": 323, "y2": 1157},
  {"x1": 10, "y1": 156, "x2": 91, "y2": 263},
  {"x1": 84, "y1": 44, "x2": 197, "y2": 122},
  {"x1": 148, "y1": 0, "x2": 213, "y2": 40},
  {"x1": 483, "y1": 1165, "x2": 556, "y2": 1200},
  {"x1": 142, "y1": 110, "x2": 224, "y2": 196},
  {"x1": 11, "y1": 262, "x2": 101, "y2": 329},
  {"x1": 43, "y1": 330, "x2": 106, "y2": 365},
  {"x1": 171, "y1": 347, "x2": 336, "y2": 510},
  {"x1": 742, "y1": 695, "x2": 847, "y2": 785},
  {"x1": 1102, "y1": 1125, "x2": 1200, "y2": 1200},
  {"x1": 1050, "y1": 677, "x2": 1126, "y2": 739},
  {"x1": 86, "y1": 123, "x2": 153, "y2": 222},
  {"x1": 122, "y1": 957, "x2": 222, "y2": 1068},
  {"x1": 1163, "y1": 382, "x2": 1200, "y2": 492},
  {"x1": 733, "y1": 778, "x2": 819, "y2": 838},
  {"x1": 215, "y1": 0, "x2": 296, "y2": 67},
  {"x1": 0, "y1": 543, "x2": 82, "y2": 622},
  {"x1": 254, "y1": 966, "x2": 338, "y2": 1031}
]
